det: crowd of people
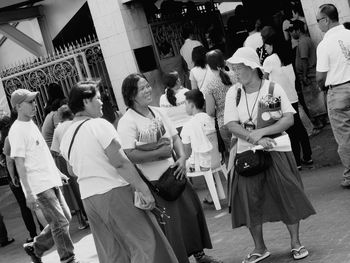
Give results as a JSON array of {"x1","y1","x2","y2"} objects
[{"x1": 0, "y1": 2, "x2": 350, "y2": 263}]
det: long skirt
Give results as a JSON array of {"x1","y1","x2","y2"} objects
[
  {"x1": 229, "y1": 151, "x2": 316, "y2": 228},
  {"x1": 151, "y1": 182, "x2": 212, "y2": 263},
  {"x1": 83, "y1": 186, "x2": 178, "y2": 263}
]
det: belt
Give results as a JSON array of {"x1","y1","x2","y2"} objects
[{"x1": 328, "y1": 80, "x2": 350, "y2": 89}]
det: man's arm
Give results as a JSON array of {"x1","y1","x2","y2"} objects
[
  {"x1": 14, "y1": 157, "x2": 37, "y2": 209},
  {"x1": 316, "y1": 71, "x2": 328, "y2": 91},
  {"x1": 5, "y1": 156, "x2": 19, "y2": 187}
]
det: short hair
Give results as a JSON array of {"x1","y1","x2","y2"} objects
[
  {"x1": 185, "y1": 89, "x2": 205, "y2": 110},
  {"x1": 68, "y1": 80, "x2": 99, "y2": 114},
  {"x1": 261, "y1": 26, "x2": 276, "y2": 42},
  {"x1": 192, "y1": 46, "x2": 207, "y2": 69},
  {"x1": 58, "y1": 105, "x2": 74, "y2": 121},
  {"x1": 121, "y1": 73, "x2": 145, "y2": 108},
  {"x1": 319, "y1": 4, "x2": 339, "y2": 22},
  {"x1": 182, "y1": 25, "x2": 195, "y2": 39}
]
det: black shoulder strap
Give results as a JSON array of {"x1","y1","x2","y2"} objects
[
  {"x1": 68, "y1": 119, "x2": 90, "y2": 160},
  {"x1": 236, "y1": 87, "x2": 242, "y2": 107},
  {"x1": 268, "y1": 81, "x2": 275, "y2": 96}
]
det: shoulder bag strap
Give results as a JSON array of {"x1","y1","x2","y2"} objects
[
  {"x1": 68, "y1": 119, "x2": 90, "y2": 160},
  {"x1": 133, "y1": 164, "x2": 157, "y2": 192}
]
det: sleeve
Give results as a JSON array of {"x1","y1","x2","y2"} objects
[
  {"x1": 9, "y1": 127, "x2": 26, "y2": 158},
  {"x1": 117, "y1": 113, "x2": 138, "y2": 149},
  {"x1": 298, "y1": 38, "x2": 309, "y2": 59},
  {"x1": 316, "y1": 42, "x2": 329, "y2": 72},
  {"x1": 159, "y1": 94, "x2": 167, "y2": 107},
  {"x1": 156, "y1": 108, "x2": 178, "y2": 137},
  {"x1": 189, "y1": 69, "x2": 195, "y2": 81},
  {"x1": 90, "y1": 118, "x2": 120, "y2": 149},
  {"x1": 273, "y1": 83, "x2": 296, "y2": 114},
  {"x1": 51, "y1": 126, "x2": 60, "y2": 153},
  {"x1": 180, "y1": 122, "x2": 191, "y2": 144},
  {"x1": 263, "y1": 55, "x2": 279, "y2": 74},
  {"x1": 3, "y1": 137, "x2": 11, "y2": 157},
  {"x1": 224, "y1": 85, "x2": 240, "y2": 125}
]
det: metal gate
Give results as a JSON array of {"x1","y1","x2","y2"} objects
[{"x1": 0, "y1": 35, "x2": 114, "y2": 125}]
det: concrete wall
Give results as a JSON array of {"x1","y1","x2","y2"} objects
[
  {"x1": 0, "y1": 0, "x2": 86, "y2": 69},
  {"x1": 301, "y1": 0, "x2": 350, "y2": 45},
  {"x1": 0, "y1": 19, "x2": 44, "y2": 69}
]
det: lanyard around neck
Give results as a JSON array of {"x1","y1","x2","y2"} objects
[{"x1": 244, "y1": 80, "x2": 262, "y2": 121}]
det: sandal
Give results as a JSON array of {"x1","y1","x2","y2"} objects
[
  {"x1": 242, "y1": 250, "x2": 271, "y2": 263},
  {"x1": 291, "y1": 246, "x2": 309, "y2": 260}
]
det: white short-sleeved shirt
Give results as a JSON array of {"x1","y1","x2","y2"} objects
[
  {"x1": 60, "y1": 118, "x2": 129, "y2": 199},
  {"x1": 180, "y1": 39, "x2": 202, "y2": 69},
  {"x1": 181, "y1": 112, "x2": 215, "y2": 168},
  {"x1": 117, "y1": 107, "x2": 177, "y2": 181},
  {"x1": 243, "y1": 32, "x2": 263, "y2": 51},
  {"x1": 190, "y1": 65, "x2": 213, "y2": 91},
  {"x1": 51, "y1": 121, "x2": 73, "y2": 154},
  {"x1": 263, "y1": 54, "x2": 298, "y2": 103},
  {"x1": 8, "y1": 120, "x2": 62, "y2": 196},
  {"x1": 224, "y1": 80, "x2": 296, "y2": 153},
  {"x1": 159, "y1": 88, "x2": 191, "y2": 128},
  {"x1": 316, "y1": 25, "x2": 350, "y2": 86}
]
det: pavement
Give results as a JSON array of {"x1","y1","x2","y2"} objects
[{"x1": 1, "y1": 124, "x2": 349, "y2": 263}]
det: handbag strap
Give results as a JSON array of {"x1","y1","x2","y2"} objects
[
  {"x1": 133, "y1": 164, "x2": 158, "y2": 193},
  {"x1": 68, "y1": 119, "x2": 90, "y2": 160}
]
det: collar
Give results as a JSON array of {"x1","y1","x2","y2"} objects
[{"x1": 324, "y1": 24, "x2": 344, "y2": 39}]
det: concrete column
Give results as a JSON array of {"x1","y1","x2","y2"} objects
[
  {"x1": 87, "y1": 0, "x2": 153, "y2": 111},
  {"x1": 301, "y1": 0, "x2": 350, "y2": 45},
  {"x1": 0, "y1": 79, "x2": 10, "y2": 114}
]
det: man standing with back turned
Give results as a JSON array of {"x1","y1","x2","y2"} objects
[
  {"x1": 8, "y1": 89, "x2": 77, "y2": 263},
  {"x1": 316, "y1": 4, "x2": 350, "y2": 187}
]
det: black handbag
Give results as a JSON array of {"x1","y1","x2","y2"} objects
[
  {"x1": 135, "y1": 164, "x2": 187, "y2": 202},
  {"x1": 235, "y1": 150, "x2": 272, "y2": 177}
]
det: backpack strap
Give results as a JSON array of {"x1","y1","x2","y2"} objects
[
  {"x1": 236, "y1": 87, "x2": 242, "y2": 107},
  {"x1": 268, "y1": 81, "x2": 275, "y2": 97}
]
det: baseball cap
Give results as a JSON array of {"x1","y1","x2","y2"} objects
[
  {"x1": 10, "y1": 89, "x2": 39, "y2": 107},
  {"x1": 285, "y1": 20, "x2": 305, "y2": 32},
  {"x1": 227, "y1": 47, "x2": 263, "y2": 70}
]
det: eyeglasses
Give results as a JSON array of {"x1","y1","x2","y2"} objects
[{"x1": 317, "y1": 17, "x2": 327, "y2": 23}]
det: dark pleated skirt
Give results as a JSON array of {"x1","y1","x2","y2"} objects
[
  {"x1": 151, "y1": 182, "x2": 212, "y2": 263},
  {"x1": 229, "y1": 151, "x2": 316, "y2": 228}
]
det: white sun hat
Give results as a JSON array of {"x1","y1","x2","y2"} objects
[{"x1": 227, "y1": 47, "x2": 263, "y2": 70}]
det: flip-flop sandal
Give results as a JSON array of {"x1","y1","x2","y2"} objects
[
  {"x1": 203, "y1": 198, "x2": 214, "y2": 205},
  {"x1": 242, "y1": 251, "x2": 271, "y2": 263},
  {"x1": 291, "y1": 246, "x2": 309, "y2": 260}
]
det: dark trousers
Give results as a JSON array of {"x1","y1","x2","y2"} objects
[
  {"x1": 9, "y1": 182, "x2": 39, "y2": 238},
  {"x1": 0, "y1": 212, "x2": 8, "y2": 243},
  {"x1": 286, "y1": 102, "x2": 312, "y2": 166}
]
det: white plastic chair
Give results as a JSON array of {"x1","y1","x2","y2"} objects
[{"x1": 187, "y1": 132, "x2": 228, "y2": 210}]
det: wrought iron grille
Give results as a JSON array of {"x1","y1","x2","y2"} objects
[{"x1": 0, "y1": 35, "x2": 115, "y2": 126}]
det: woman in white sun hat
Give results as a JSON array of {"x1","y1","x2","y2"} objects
[{"x1": 224, "y1": 47, "x2": 315, "y2": 263}]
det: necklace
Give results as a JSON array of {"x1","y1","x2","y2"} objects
[{"x1": 244, "y1": 79, "x2": 263, "y2": 122}]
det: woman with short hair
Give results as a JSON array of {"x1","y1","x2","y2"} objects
[
  {"x1": 60, "y1": 80, "x2": 178, "y2": 263},
  {"x1": 190, "y1": 46, "x2": 210, "y2": 90}
]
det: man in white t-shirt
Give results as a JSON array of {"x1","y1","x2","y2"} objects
[
  {"x1": 8, "y1": 89, "x2": 76, "y2": 263},
  {"x1": 316, "y1": 4, "x2": 350, "y2": 187},
  {"x1": 180, "y1": 26, "x2": 202, "y2": 70}
]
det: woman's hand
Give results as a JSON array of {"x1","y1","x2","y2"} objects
[
  {"x1": 157, "y1": 142, "x2": 172, "y2": 160},
  {"x1": 257, "y1": 137, "x2": 277, "y2": 150},
  {"x1": 171, "y1": 156, "x2": 187, "y2": 180},
  {"x1": 247, "y1": 129, "x2": 266, "y2": 144}
]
